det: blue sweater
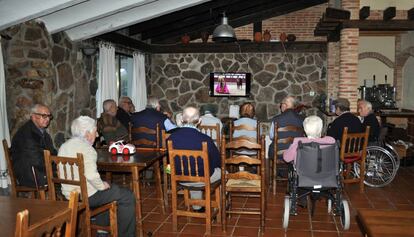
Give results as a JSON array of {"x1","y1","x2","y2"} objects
[{"x1": 168, "y1": 127, "x2": 221, "y2": 177}]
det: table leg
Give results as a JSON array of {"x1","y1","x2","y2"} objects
[
  {"x1": 154, "y1": 160, "x2": 166, "y2": 214},
  {"x1": 131, "y1": 167, "x2": 144, "y2": 237}
]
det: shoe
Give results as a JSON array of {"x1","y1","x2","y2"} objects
[{"x1": 193, "y1": 207, "x2": 205, "y2": 213}]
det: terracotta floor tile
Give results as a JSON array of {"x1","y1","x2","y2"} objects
[
  {"x1": 232, "y1": 226, "x2": 260, "y2": 237},
  {"x1": 181, "y1": 223, "x2": 210, "y2": 236},
  {"x1": 261, "y1": 228, "x2": 285, "y2": 237},
  {"x1": 286, "y1": 221, "x2": 311, "y2": 230},
  {"x1": 311, "y1": 222, "x2": 338, "y2": 231},
  {"x1": 285, "y1": 230, "x2": 312, "y2": 237},
  {"x1": 312, "y1": 231, "x2": 340, "y2": 237}
]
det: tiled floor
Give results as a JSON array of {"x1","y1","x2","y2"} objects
[{"x1": 137, "y1": 165, "x2": 414, "y2": 237}]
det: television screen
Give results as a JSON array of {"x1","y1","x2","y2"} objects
[{"x1": 209, "y1": 72, "x2": 251, "y2": 97}]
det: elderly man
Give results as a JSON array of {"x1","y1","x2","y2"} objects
[
  {"x1": 327, "y1": 98, "x2": 363, "y2": 141},
  {"x1": 168, "y1": 106, "x2": 221, "y2": 211},
  {"x1": 116, "y1": 96, "x2": 134, "y2": 129},
  {"x1": 200, "y1": 104, "x2": 222, "y2": 143},
  {"x1": 358, "y1": 100, "x2": 380, "y2": 144},
  {"x1": 11, "y1": 104, "x2": 57, "y2": 187},
  {"x1": 59, "y1": 116, "x2": 135, "y2": 237},
  {"x1": 269, "y1": 96, "x2": 304, "y2": 159},
  {"x1": 131, "y1": 96, "x2": 176, "y2": 143},
  {"x1": 97, "y1": 99, "x2": 128, "y2": 143}
]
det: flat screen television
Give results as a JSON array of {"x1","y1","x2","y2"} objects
[{"x1": 209, "y1": 72, "x2": 251, "y2": 97}]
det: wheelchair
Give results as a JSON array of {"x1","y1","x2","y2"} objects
[
  {"x1": 353, "y1": 128, "x2": 400, "y2": 188},
  {"x1": 283, "y1": 142, "x2": 350, "y2": 230}
]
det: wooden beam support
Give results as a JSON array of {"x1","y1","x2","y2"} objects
[
  {"x1": 325, "y1": 7, "x2": 350, "y2": 20},
  {"x1": 359, "y1": 6, "x2": 370, "y2": 20},
  {"x1": 151, "y1": 41, "x2": 327, "y2": 54},
  {"x1": 408, "y1": 7, "x2": 414, "y2": 21},
  {"x1": 383, "y1": 7, "x2": 396, "y2": 21},
  {"x1": 95, "y1": 32, "x2": 152, "y2": 53},
  {"x1": 342, "y1": 20, "x2": 414, "y2": 31}
]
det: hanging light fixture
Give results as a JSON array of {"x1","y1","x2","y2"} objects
[{"x1": 212, "y1": 12, "x2": 236, "y2": 42}]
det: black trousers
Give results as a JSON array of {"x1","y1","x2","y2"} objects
[{"x1": 89, "y1": 184, "x2": 136, "y2": 237}]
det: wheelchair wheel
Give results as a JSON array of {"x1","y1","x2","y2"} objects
[
  {"x1": 353, "y1": 146, "x2": 397, "y2": 188},
  {"x1": 283, "y1": 196, "x2": 290, "y2": 229},
  {"x1": 340, "y1": 199, "x2": 350, "y2": 230},
  {"x1": 384, "y1": 143, "x2": 400, "y2": 169}
]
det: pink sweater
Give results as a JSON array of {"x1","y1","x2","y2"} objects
[{"x1": 283, "y1": 136, "x2": 336, "y2": 163}]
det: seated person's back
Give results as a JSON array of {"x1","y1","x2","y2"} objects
[
  {"x1": 358, "y1": 100, "x2": 380, "y2": 144},
  {"x1": 327, "y1": 98, "x2": 363, "y2": 141},
  {"x1": 269, "y1": 96, "x2": 304, "y2": 159},
  {"x1": 200, "y1": 104, "x2": 222, "y2": 144},
  {"x1": 232, "y1": 102, "x2": 258, "y2": 155}
]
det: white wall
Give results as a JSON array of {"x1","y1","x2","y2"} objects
[
  {"x1": 360, "y1": 0, "x2": 414, "y2": 9},
  {"x1": 401, "y1": 32, "x2": 414, "y2": 110},
  {"x1": 358, "y1": 36, "x2": 395, "y2": 86}
]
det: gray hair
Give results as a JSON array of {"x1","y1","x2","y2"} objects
[
  {"x1": 146, "y1": 96, "x2": 160, "y2": 109},
  {"x1": 282, "y1": 96, "x2": 297, "y2": 109},
  {"x1": 182, "y1": 107, "x2": 200, "y2": 125},
  {"x1": 103, "y1": 99, "x2": 116, "y2": 112},
  {"x1": 175, "y1": 112, "x2": 183, "y2": 127},
  {"x1": 361, "y1": 100, "x2": 372, "y2": 111},
  {"x1": 303, "y1": 115, "x2": 323, "y2": 139},
  {"x1": 71, "y1": 116, "x2": 96, "y2": 138},
  {"x1": 30, "y1": 104, "x2": 49, "y2": 114}
]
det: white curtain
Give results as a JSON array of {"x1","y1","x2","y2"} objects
[
  {"x1": 131, "y1": 52, "x2": 147, "y2": 112},
  {"x1": 0, "y1": 36, "x2": 11, "y2": 188},
  {"x1": 96, "y1": 42, "x2": 117, "y2": 117}
]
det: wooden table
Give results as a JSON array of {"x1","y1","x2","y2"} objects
[
  {"x1": 0, "y1": 196, "x2": 68, "y2": 237},
  {"x1": 96, "y1": 148, "x2": 166, "y2": 236},
  {"x1": 358, "y1": 209, "x2": 414, "y2": 237}
]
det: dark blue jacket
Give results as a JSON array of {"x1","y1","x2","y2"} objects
[
  {"x1": 131, "y1": 108, "x2": 167, "y2": 147},
  {"x1": 116, "y1": 107, "x2": 131, "y2": 129},
  {"x1": 269, "y1": 109, "x2": 304, "y2": 159},
  {"x1": 362, "y1": 113, "x2": 380, "y2": 142},
  {"x1": 327, "y1": 112, "x2": 363, "y2": 141},
  {"x1": 168, "y1": 127, "x2": 221, "y2": 177},
  {"x1": 11, "y1": 120, "x2": 57, "y2": 187}
]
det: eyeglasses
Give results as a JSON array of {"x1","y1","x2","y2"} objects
[{"x1": 34, "y1": 113, "x2": 53, "y2": 119}]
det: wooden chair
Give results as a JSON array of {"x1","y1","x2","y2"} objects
[
  {"x1": 340, "y1": 126, "x2": 370, "y2": 193},
  {"x1": 161, "y1": 129, "x2": 171, "y2": 208},
  {"x1": 15, "y1": 191, "x2": 79, "y2": 237},
  {"x1": 229, "y1": 121, "x2": 260, "y2": 143},
  {"x1": 167, "y1": 140, "x2": 221, "y2": 235},
  {"x1": 271, "y1": 123, "x2": 303, "y2": 195},
  {"x1": 129, "y1": 123, "x2": 160, "y2": 149},
  {"x1": 44, "y1": 150, "x2": 118, "y2": 237},
  {"x1": 2, "y1": 139, "x2": 46, "y2": 200},
  {"x1": 221, "y1": 135, "x2": 266, "y2": 232},
  {"x1": 199, "y1": 123, "x2": 221, "y2": 150}
]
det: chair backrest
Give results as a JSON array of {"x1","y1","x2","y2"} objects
[
  {"x1": 129, "y1": 123, "x2": 160, "y2": 148},
  {"x1": 167, "y1": 140, "x2": 210, "y2": 184},
  {"x1": 15, "y1": 191, "x2": 79, "y2": 237},
  {"x1": 221, "y1": 135, "x2": 265, "y2": 181},
  {"x1": 229, "y1": 121, "x2": 260, "y2": 143},
  {"x1": 295, "y1": 142, "x2": 339, "y2": 188},
  {"x1": 2, "y1": 139, "x2": 18, "y2": 197},
  {"x1": 340, "y1": 126, "x2": 370, "y2": 161},
  {"x1": 198, "y1": 123, "x2": 221, "y2": 149},
  {"x1": 44, "y1": 150, "x2": 89, "y2": 209},
  {"x1": 160, "y1": 129, "x2": 171, "y2": 151},
  {"x1": 273, "y1": 122, "x2": 303, "y2": 157}
]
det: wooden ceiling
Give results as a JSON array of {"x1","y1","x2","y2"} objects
[{"x1": 116, "y1": 0, "x2": 328, "y2": 44}]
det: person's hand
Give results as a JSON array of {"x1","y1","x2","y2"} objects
[{"x1": 103, "y1": 181, "x2": 111, "y2": 190}]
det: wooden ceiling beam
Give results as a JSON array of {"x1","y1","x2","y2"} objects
[
  {"x1": 325, "y1": 7, "x2": 350, "y2": 20},
  {"x1": 359, "y1": 6, "x2": 370, "y2": 20},
  {"x1": 96, "y1": 32, "x2": 152, "y2": 53},
  {"x1": 408, "y1": 7, "x2": 414, "y2": 21},
  {"x1": 342, "y1": 20, "x2": 414, "y2": 31},
  {"x1": 383, "y1": 7, "x2": 396, "y2": 21}
]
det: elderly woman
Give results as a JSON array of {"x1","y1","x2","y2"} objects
[
  {"x1": 232, "y1": 102, "x2": 258, "y2": 155},
  {"x1": 283, "y1": 115, "x2": 335, "y2": 163},
  {"x1": 58, "y1": 116, "x2": 136, "y2": 237}
]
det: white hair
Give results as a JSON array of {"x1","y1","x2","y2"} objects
[
  {"x1": 175, "y1": 112, "x2": 183, "y2": 127},
  {"x1": 30, "y1": 104, "x2": 49, "y2": 114},
  {"x1": 147, "y1": 96, "x2": 160, "y2": 109},
  {"x1": 182, "y1": 107, "x2": 200, "y2": 125},
  {"x1": 362, "y1": 100, "x2": 372, "y2": 111},
  {"x1": 303, "y1": 115, "x2": 323, "y2": 139},
  {"x1": 283, "y1": 96, "x2": 297, "y2": 109},
  {"x1": 71, "y1": 116, "x2": 96, "y2": 138}
]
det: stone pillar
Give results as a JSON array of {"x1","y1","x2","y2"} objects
[{"x1": 338, "y1": 0, "x2": 360, "y2": 112}]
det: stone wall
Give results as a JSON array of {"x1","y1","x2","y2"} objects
[
  {"x1": 1, "y1": 21, "x2": 97, "y2": 147},
  {"x1": 150, "y1": 52, "x2": 327, "y2": 121}
]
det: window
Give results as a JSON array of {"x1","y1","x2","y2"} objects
[{"x1": 115, "y1": 53, "x2": 133, "y2": 97}]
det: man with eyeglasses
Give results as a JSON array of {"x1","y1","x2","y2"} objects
[
  {"x1": 116, "y1": 96, "x2": 134, "y2": 129},
  {"x1": 11, "y1": 104, "x2": 57, "y2": 188}
]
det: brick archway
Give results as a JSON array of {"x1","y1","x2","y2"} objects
[{"x1": 358, "y1": 52, "x2": 394, "y2": 68}]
